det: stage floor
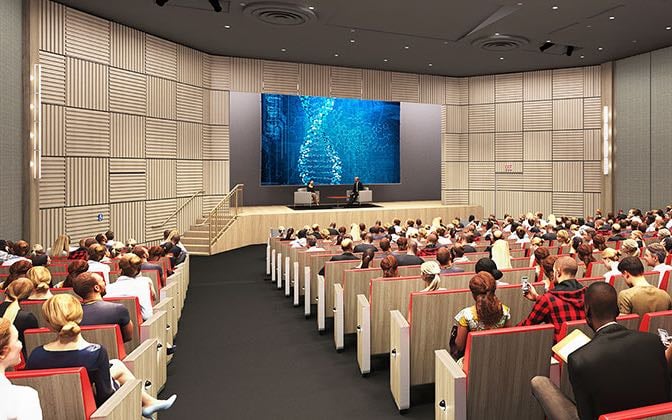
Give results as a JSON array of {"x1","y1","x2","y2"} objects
[{"x1": 211, "y1": 201, "x2": 483, "y2": 254}]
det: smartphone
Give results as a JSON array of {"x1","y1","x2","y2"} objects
[
  {"x1": 521, "y1": 275, "x2": 531, "y2": 294},
  {"x1": 658, "y1": 328, "x2": 672, "y2": 347}
]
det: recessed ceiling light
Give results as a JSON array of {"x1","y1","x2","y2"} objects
[
  {"x1": 546, "y1": 39, "x2": 552, "y2": 43},
  {"x1": 443, "y1": 41, "x2": 449, "y2": 45},
  {"x1": 350, "y1": 29, "x2": 356, "y2": 33},
  {"x1": 495, "y1": 32, "x2": 500, "y2": 36},
  {"x1": 598, "y1": 47, "x2": 603, "y2": 51},
  {"x1": 580, "y1": 55, "x2": 585, "y2": 59},
  {"x1": 587, "y1": 25, "x2": 592, "y2": 28},
  {"x1": 224, "y1": 25, "x2": 231, "y2": 29},
  {"x1": 281, "y1": 48, "x2": 286, "y2": 52},
  {"x1": 667, "y1": 26, "x2": 672, "y2": 30},
  {"x1": 517, "y1": 2, "x2": 523, "y2": 5},
  {"x1": 350, "y1": 39, "x2": 355, "y2": 43},
  {"x1": 240, "y1": 2, "x2": 246, "y2": 5},
  {"x1": 632, "y1": 40, "x2": 637, "y2": 43},
  {"x1": 383, "y1": 58, "x2": 388, "y2": 62},
  {"x1": 609, "y1": 16, "x2": 615, "y2": 20},
  {"x1": 334, "y1": 53, "x2": 339, "y2": 57},
  {"x1": 308, "y1": 6, "x2": 315, "y2": 10},
  {"x1": 499, "y1": 57, "x2": 504, "y2": 60},
  {"x1": 428, "y1": 63, "x2": 433, "y2": 67},
  {"x1": 404, "y1": 45, "x2": 410, "y2": 49},
  {"x1": 552, "y1": 5, "x2": 558, "y2": 10}
]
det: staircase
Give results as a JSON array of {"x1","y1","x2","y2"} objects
[{"x1": 181, "y1": 215, "x2": 235, "y2": 256}]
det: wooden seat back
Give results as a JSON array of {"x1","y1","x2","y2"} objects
[
  {"x1": 104, "y1": 296, "x2": 143, "y2": 354},
  {"x1": 598, "y1": 402, "x2": 672, "y2": 420},
  {"x1": 25, "y1": 324, "x2": 127, "y2": 360},
  {"x1": 639, "y1": 310, "x2": 672, "y2": 334},
  {"x1": 464, "y1": 252, "x2": 489, "y2": 262},
  {"x1": 609, "y1": 271, "x2": 660, "y2": 294},
  {"x1": 499, "y1": 267, "x2": 537, "y2": 284},
  {"x1": 586, "y1": 261, "x2": 609, "y2": 278}
]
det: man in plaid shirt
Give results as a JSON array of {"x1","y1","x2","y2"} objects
[{"x1": 518, "y1": 256, "x2": 586, "y2": 342}]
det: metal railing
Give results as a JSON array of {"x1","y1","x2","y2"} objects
[
  {"x1": 204, "y1": 184, "x2": 244, "y2": 252},
  {"x1": 150, "y1": 189, "x2": 204, "y2": 230}
]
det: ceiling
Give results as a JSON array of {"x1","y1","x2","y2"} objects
[{"x1": 55, "y1": 0, "x2": 672, "y2": 77}]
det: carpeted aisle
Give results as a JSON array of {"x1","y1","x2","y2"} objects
[{"x1": 159, "y1": 245, "x2": 433, "y2": 419}]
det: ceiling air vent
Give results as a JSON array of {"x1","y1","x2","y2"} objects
[
  {"x1": 243, "y1": 2, "x2": 317, "y2": 26},
  {"x1": 471, "y1": 34, "x2": 529, "y2": 51}
]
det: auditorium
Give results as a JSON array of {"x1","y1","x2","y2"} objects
[{"x1": 2, "y1": 0, "x2": 672, "y2": 419}]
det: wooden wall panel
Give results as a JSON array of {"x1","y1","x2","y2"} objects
[
  {"x1": 583, "y1": 97, "x2": 601, "y2": 129},
  {"x1": 39, "y1": 51, "x2": 66, "y2": 105},
  {"x1": 42, "y1": 104, "x2": 64, "y2": 156},
  {"x1": 442, "y1": 134, "x2": 468, "y2": 161},
  {"x1": 583, "y1": 161, "x2": 602, "y2": 193},
  {"x1": 111, "y1": 114, "x2": 145, "y2": 158},
  {"x1": 66, "y1": 157, "x2": 109, "y2": 206},
  {"x1": 40, "y1": 207, "x2": 64, "y2": 248},
  {"x1": 495, "y1": 102, "x2": 522, "y2": 132},
  {"x1": 39, "y1": 0, "x2": 64, "y2": 54},
  {"x1": 552, "y1": 162, "x2": 583, "y2": 192},
  {"x1": 65, "y1": 108, "x2": 110, "y2": 156},
  {"x1": 109, "y1": 159, "x2": 146, "y2": 203},
  {"x1": 362, "y1": 70, "x2": 392, "y2": 100},
  {"x1": 444, "y1": 77, "x2": 464, "y2": 105},
  {"x1": 496, "y1": 173, "x2": 523, "y2": 191},
  {"x1": 147, "y1": 160, "x2": 176, "y2": 200},
  {"x1": 330, "y1": 67, "x2": 362, "y2": 98},
  {"x1": 553, "y1": 99, "x2": 583, "y2": 130},
  {"x1": 441, "y1": 162, "x2": 468, "y2": 189},
  {"x1": 110, "y1": 201, "x2": 146, "y2": 243},
  {"x1": 109, "y1": 67, "x2": 147, "y2": 115},
  {"x1": 203, "y1": 195, "x2": 226, "y2": 215},
  {"x1": 495, "y1": 73, "x2": 523, "y2": 103},
  {"x1": 523, "y1": 162, "x2": 552, "y2": 191},
  {"x1": 176, "y1": 83, "x2": 203, "y2": 123},
  {"x1": 469, "y1": 162, "x2": 495, "y2": 189},
  {"x1": 298, "y1": 64, "x2": 330, "y2": 97},
  {"x1": 66, "y1": 58, "x2": 108, "y2": 111},
  {"x1": 552, "y1": 193, "x2": 584, "y2": 218},
  {"x1": 177, "y1": 122, "x2": 202, "y2": 159},
  {"x1": 443, "y1": 105, "x2": 467, "y2": 134},
  {"x1": 64, "y1": 8, "x2": 110, "y2": 64},
  {"x1": 469, "y1": 190, "x2": 495, "y2": 215},
  {"x1": 553, "y1": 68, "x2": 584, "y2": 99},
  {"x1": 204, "y1": 55, "x2": 231, "y2": 90},
  {"x1": 495, "y1": 161, "x2": 522, "y2": 173},
  {"x1": 231, "y1": 57, "x2": 263, "y2": 92},
  {"x1": 523, "y1": 101, "x2": 553, "y2": 131},
  {"x1": 495, "y1": 132, "x2": 523, "y2": 161},
  {"x1": 262, "y1": 61, "x2": 299, "y2": 94},
  {"x1": 584, "y1": 129, "x2": 601, "y2": 161},
  {"x1": 523, "y1": 70, "x2": 552, "y2": 101},
  {"x1": 145, "y1": 119, "x2": 177, "y2": 158},
  {"x1": 177, "y1": 45, "x2": 203, "y2": 87},
  {"x1": 584, "y1": 66, "x2": 601, "y2": 97},
  {"x1": 203, "y1": 125, "x2": 229, "y2": 160},
  {"x1": 420, "y1": 75, "x2": 444, "y2": 104},
  {"x1": 147, "y1": 76, "x2": 176, "y2": 119},
  {"x1": 523, "y1": 131, "x2": 552, "y2": 161},
  {"x1": 204, "y1": 161, "x2": 230, "y2": 195},
  {"x1": 469, "y1": 133, "x2": 495, "y2": 161},
  {"x1": 468, "y1": 104, "x2": 495, "y2": 132},
  {"x1": 391, "y1": 72, "x2": 420, "y2": 102},
  {"x1": 176, "y1": 160, "x2": 203, "y2": 197},
  {"x1": 553, "y1": 131, "x2": 584, "y2": 161},
  {"x1": 526, "y1": 192, "x2": 553, "y2": 216},
  {"x1": 584, "y1": 193, "x2": 601, "y2": 217},
  {"x1": 145, "y1": 199, "x2": 177, "y2": 241},
  {"x1": 209, "y1": 91, "x2": 229, "y2": 125},
  {"x1": 496, "y1": 191, "x2": 523, "y2": 217},
  {"x1": 40, "y1": 157, "x2": 66, "y2": 208},
  {"x1": 145, "y1": 35, "x2": 177, "y2": 80},
  {"x1": 110, "y1": 23, "x2": 145, "y2": 73},
  {"x1": 65, "y1": 204, "x2": 111, "y2": 241},
  {"x1": 442, "y1": 190, "x2": 469, "y2": 205},
  {"x1": 177, "y1": 196, "x2": 203, "y2": 234},
  {"x1": 468, "y1": 75, "x2": 495, "y2": 104}
]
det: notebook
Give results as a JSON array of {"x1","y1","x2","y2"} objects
[{"x1": 552, "y1": 329, "x2": 591, "y2": 363}]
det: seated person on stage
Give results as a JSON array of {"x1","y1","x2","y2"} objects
[
  {"x1": 347, "y1": 176, "x2": 364, "y2": 205},
  {"x1": 306, "y1": 179, "x2": 319, "y2": 205},
  {"x1": 105, "y1": 254, "x2": 154, "y2": 321},
  {"x1": 353, "y1": 233, "x2": 377, "y2": 253},
  {"x1": 617, "y1": 256, "x2": 672, "y2": 316},
  {"x1": 25, "y1": 294, "x2": 177, "y2": 417},
  {"x1": 318, "y1": 239, "x2": 359, "y2": 276},
  {"x1": 437, "y1": 247, "x2": 464, "y2": 274},
  {"x1": 380, "y1": 255, "x2": 399, "y2": 278},
  {"x1": 395, "y1": 239, "x2": 425, "y2": 266},
  {"x1": 420, "y1": 261, "x2": 445, "y2": 292},
  {"x1": 72, "y1": 272, "x2": 134, "y2": 343}
]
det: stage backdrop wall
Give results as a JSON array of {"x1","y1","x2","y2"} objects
[{"x1": 230, "y1": 92, "x2": 441, "y2": 205}]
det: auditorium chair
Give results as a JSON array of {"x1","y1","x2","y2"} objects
[
  {"x1": 599, "y1": 402, "x2": 672, "y2": 419},
  {"x1": 608, "y1": 271, "x2": 661, "y2": 294},
  {"x1": 25, "y1": 324, "x2": 127, "y2": 360},
  {"x1": 639, "y1": 310, "x2": 672, "y2": 334},
  {"x1": 7, "y1": 367, "x2": 142, "y2": 420},
  {"x1": 434, "y1": 324, "x2": 555, "y2": 419},
  {"x1": 345, "y1": 188, "x2": 372, "y2": 204}
]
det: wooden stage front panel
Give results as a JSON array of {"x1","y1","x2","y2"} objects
[{"x1": 211, "y1": 201, "x2": 482, "y2": 254}]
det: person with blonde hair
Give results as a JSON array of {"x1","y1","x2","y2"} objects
[
  {"x1": 491, "y1": 237, "x2": 512, "y2": 269},
  {"x1": 26, "y1": 266, "x2": 53, "y2": 300},
  {"x1": 0, "y1": 318, "x2": 42, "y2": 419},
  {"x1": 556, "y1": 229, "x2": 571, "y2": 246},
  {"x1": 602, "y1": 248, "x2": 622, "y2": 282},
  {"x1": 25, "y1": 294, "x2": 177, "y2": 417},
  {"x1": 105, "y1": 254, "x2": 153, "y2": 320},
  {"x1": 0, "y1": 278, "x2": 38, "y2": 352},
  {"x1": 620, "y1": 239, "x2": 640, "y2": 258},
  {"x1": 420, "y1": 260, "x2": 445, "y2": 292},
  {"x1": 349, "y1": 223, "x2": 362, "y2": 242}
]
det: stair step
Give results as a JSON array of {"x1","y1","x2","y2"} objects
[
  {"x1": 189, "y1": 224, "x2": 210, "y2": 232},
  {"x1": 182, "y1": 237, "x2": 210, "y2": 246},
  {"x1": 184, "y1": 244, "x2": 210, "y2": 254},
  {"x1": 184, "y1": 230, "x2": 209, "y2": 238}
]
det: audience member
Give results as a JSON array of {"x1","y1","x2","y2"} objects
[
  {"x1": 576, "y1": 244, "x2": 596, "y2": 268},
  {"x1": 2, "y1": 241, "x2": 31, "y2": 267},
  {"x1": 355, "y1": 248, "x2": 376, "y2": 269},
  {"x1": 437, "y1": 247, "x2": 464, "y2": 274},
  {"x1": 601, "y1": 248, "x2": 622, "y2": 282},
  {"x1": 1, "y1": 260, "x2": 32, "y2": 289},
  {"x1": 49, "y1": 235, "x2": 70, "y2": 258},
  {"x1": 318, "y1": 239, "x2": 358, "y2": 276},
  {"x1": 396, "y1": 240, "x2": 424, "y2": 266},
  {"x1": 617, "y1": 256, "x2": 672, "y2": 316},
  {"x1": 26, "y1": 266, "x2": 53, "y2": 300},
  {"x1": 353, "y1": 234, "x2": 377, "y2": 253},
  {"x1": 620, "y1": 239, "x2": 639, "y2": 258},
  {"x1": 474, "y1": 258, "x2": 505, "y2": 285},
  {"x1": 451, "y1": 245, "x2": 469, "y2": 263},
  {"x1": 644, "y1": 243, "x2": 672, "y2": 285},
  {"x1": 0, "y1": 278, "x2": 38, "y2": 352},
  {"x1": 378, "y1": 238, "x2": 392, "y2": 255},
  {"x1": 68, "y1": 238, "x2": 95, "y2": 260},
  {"x1": 86, "y1": 244, "x2": 111, "y2": 284},
  {"x1": 380, "y1": 255, "x2": 399, "y2": 278},
  {"x1": 60, "y1": 259, "x2": 89, "y2": 288},
  {"x1": 105, "y1": 254, "x2": 153, "y2": 320},
  {"x1": 490, "y1": 236, "x2": 512, "y2": 269},
  {"x1": 420, "y1": 261, "x2": 444, "y2": 292},
  {"x1": 105, "y1": 230, "x2": 115, "y2": 247},
  {"x1": 608, "y1": 223, "x2": 626, "y2": 242},
  {"x1": 592, "y1": 234, "x2": 607, "y2": 251},
  {"x1": 305, "y1": 236, "x2": 326, "y2": 253},
  {"x1": 132, "y1": 245, "x2": 165, "y2": 280}
]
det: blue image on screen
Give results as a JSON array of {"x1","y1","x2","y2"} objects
[{"x1": 261, "y1": 93, "x2": 400, "y2": 185}]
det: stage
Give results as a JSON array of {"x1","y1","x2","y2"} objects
[{"x1": 210, "y1": 201, "x2": 483, "y2": 254}]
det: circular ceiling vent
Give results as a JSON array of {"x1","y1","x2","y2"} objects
[
  {"x1": 472, "y1": 35, "x2": 529, "y2": 51},
  {"x1": 243, "y1": 2, "x2": 317, "y2": 26}
]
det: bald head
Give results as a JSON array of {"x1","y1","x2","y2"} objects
[
  {"x1": 585, "y1": 282, "x2": 619, "y2": 330},
  {"x1": 554, "y1": 256, "x2": 578, "y2": 280}
]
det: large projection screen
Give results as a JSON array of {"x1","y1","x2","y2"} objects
[{"x1": 261, "y1": 93, "x2": 400, "y2": 186}]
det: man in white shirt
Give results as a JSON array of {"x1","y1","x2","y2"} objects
[
  {"x1": 106, "y1": 254, "x2": 153, "y2": 320},
  {"x1": 86, "y1": 244, "x2": 111, "y2": 284},
  {"x1": 643, "y1": 243, "x2": 672, "y2": 287},
  {"x1": 305, "y1": 236, "x2": 325, "y2": 252}
]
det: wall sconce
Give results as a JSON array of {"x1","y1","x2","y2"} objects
[{"x1": 31, "y1": 64, "x2": 42, "y2": 180}]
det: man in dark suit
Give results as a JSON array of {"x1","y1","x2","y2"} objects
[
  {"x1": 347, "y1": 176, "x2": 364, "y2": 205},
  {"x1": 568, "y1": 282, "x2": 671, "y2": 419},
  {"x1": 395, "y1": 239, "x2": 424, "y2": 266},
  {"x1": 318, "y1": 238, "x2": 359, "y2": 276},
  {"x1": 353, "y1": 233, "x2": 377, "y2": 253}
]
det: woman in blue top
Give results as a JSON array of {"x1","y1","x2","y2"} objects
[{"x1": 26, "y1": 294, "x2": 177, "y2": 418}]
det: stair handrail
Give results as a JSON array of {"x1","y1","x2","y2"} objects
[
  {"x1": 150, "y1": 189, "x2": 204, "y2": 230},
  {"x1": 206, "y1": 184, "x2": 244, "y2": 252}
]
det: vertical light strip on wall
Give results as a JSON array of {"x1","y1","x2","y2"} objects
[
  {"x1": 30, "y1": 64, "x2": 42, "y2": 180},
  {"x1": 602, "y1": 105, "x2": 610, "y2": 175}
]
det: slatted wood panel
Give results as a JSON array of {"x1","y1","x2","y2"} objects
[
  {"x1": 110, "y1": 23, "x2": 145, "y2": 73},
  {"x1": 177, "y1": 196, "x2": 203, "y2": 234},
  {"x1": 584, "y1": 193, "x2": 601, "y2": 216},
  {"x1": 391, "y1": 72, "x2": 419, "y2": 102},
  {"x1": 468, "y1": 75, "x2": 494, "y2": 104},
  {"x1": 177, "y1": 122, "x2": 203, "y2": 159},
  {"x1": 109, "y1": 159, "x2": 147, "y2": 203},
  {"x1": 203, "y1": 195, "x2": 226, "y2": 214},
  {"x1": 66, "y1": 204, "x2": 110, "y2": 240},
  {"x1": 583, "y1": 97, "x2": 601, "y2": 129},
  {"x1": 109, "y1": 68, "x2": 147, "y2": 115},
  {"x1": 176, "y1": 83, "x2": 203, "y2": 123},
  {"x1": 111, "y1": 114, "x2": 145, "y2": 158},
  {"x1": 145, "y1": 119, "x2": 177, "y2": 158},
  {"x1": 497, "y1": 173, "x2": 523, "y2": 191},
  {"x1": 64, "y1": 8, "x2": 110, "y2": 64},
  {"x1": 553, "y1": 99, "x2": 583, "y2": 130},
  {"x1": 444, "y1": 77, "x2": 464, "y2": 105},
  {"x1": 262, "y1": 61, "x2": 299, "y2": 94},
  {"x1": 523, "y1": 70, "x2": 553, "y2": 101},
  {"x1": 40, "y1": 157, "x2": 66, "y2": 208},
  {"x1": 298, "y1": 64, "x2": 330, "y2": 97},
  {"x1": 145, "y1": 35, "x2": 177, "y2": 80},
  {"x1": 66, "y1": 157, "x2": 109, "y2": 206},
  {"x1": 65, "y1": 108, "x2": 110, "y2": 156},
  {"x1": 442, "y1": 162, "x2": 468, "y2": 189},
  {"x1": 468, "y1": 104, "x2": 495, "y2": 132},
  {"x1": 66, "y1": 58, "x2": 108, "y2": 110},
  {"x1": 469, "y1": 162, "x2": 495, "y2": 189},
  {"x1": 419, "y1": 75, "x2": 444, "y2": 104},
  {"x1": 204, "y1": 55, "x2": 231, "y2": 90},
  {"x1": 552, "y1": 193, "x2": 584, "y2": 218},
  {"x1": 145, "y1": 199, "x2": 177, "y2": 241},
  {"x1": 495, "y1": 73, "x2": 523, "y2": 102},
  {"x1": 39, "y1": 0, "x2": 64, "y2": 54},
  {"x1": 442, "y1": 133, "x2": 468, "y2": 161},
  {"x1": 523, "y1": 162, "x2": 553, "y2": 191},
  {"x1": 231, "y1": 57, "x2": 263, "y2": 92},
  {"x1": 496, "y1": 191, "x2": 524, "y2": 216},
  {"x1": 470, "y1": 190, "x2": 495, "y2": 215},
  {"x1": 523, "y1": 131, "x2": 552, "y2": 161},
  {"x1": 39, "y1": 51, "x2": 66, "y2": 105},
  {"x1": 330, "y1": 67, "x2": 362, "y2": 98},
  {"x1": 41, "y1": 104, "x2": 64, "y2": 156},
  {"x1": 177, "y1": 45, "x2": 202, "y2": 87},
  {"x1": 528, "y1": 192, "x2": 553, "y2": 215},
  {"x1": 362, "y1": 70, "x2": 392, "y2": 100},
  {"x1": 553, "y1": 162, "x2": 583, "y2": 192},
  {"x1": 176, "y1": 160, "x2": 203, "y2": 197},
  {"x1": 111, "y1": 201, "x2": 146, "y2": 243},
  {"x1": 147, "y1": 159, "x2": 176, "y2": 200},
  {"x1": 495, "y1": 102, "x2": 522, "y2": 132},
  {"x1": 443, "y1": 105, "x2": 466, "y2": 133},
  {"x1": 209, "y1": 91, "x2": 229, "y2": 125},
  {"x1": 553, "y1": 68, "x2": 584, "y2": 99},
  {"x1": 204, "y1": 161, "x2": 229, "y2": 195},
  {"x1": 442, "y1": 190, "x2": 469, "y2": 205},
  {"x1": 469, "y1": 133, "x2": 495, "y2": 161},
  {"x1": 523, "y1": 101, "x2": 553, "y2": 131},
  {"x1": 583, "y1": 161, "x2": 602, "y2": 193},
  {"x1": 40, "y1": 207, "x2": 64, "y2": 248},
  {"x1": 552, "y1": 130, "x2": 583, "y2": 160},
  {"x1": 203, "y1": 125, "x2": 229, "y2": 160},
  {"x1": 584, "y1": 66, "x2": 601, "y2": 97},
  {"x1": 495, "y1": 132, "x2": 523, "y2": 161},
  {"x1": 584, "y1": 129, "x2": 601, "y2": 160}
]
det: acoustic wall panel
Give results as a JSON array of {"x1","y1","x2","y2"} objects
[
  {"x1": 441, "y1": 162, "x2": 468, "y2": 189},
  {"x1": 495, "y1": 102, "x2": 522, "y2": 132},
  {"x1": 40, "y1": 207, "x2": 64, "y2": 249},
  {"x1": 584, "y1": 193, "x2": 601, "y2": 217},
  {"x1": 39, "y1": 0, "x2": 64, "y2": 54},
  {"x1": 362, "y1": 70, "x2": 392, "y2": 100},
  {"x1": 204, "y1": 161, "x2": 230, "y2": 195},
  {"x1": 552, "y1": 162, "x2": 583, "y2": 192},
  {"x1": 298, "y1": 64, "x2": 330, "y2": 97},
  {"x1": 110, "y1": 201, "x2": 146, "y2": 243},
  {"x1": 496, "y1": 173, "x2": 523, "y2": 191},
  {"x1": 147, "y1": 159, "x2": 176, "y2": 200},
  {"x1": 553, "y1": 99, "x2": 583, "y2": 130},
  {"x1": 442, "y1": 134, "x2": 468, "y2": 161},
  {"x1": 584, "y1": 66, "x2": 601, "y2": 98},
  {"x1": 468, "y1": 162, "x2": 495, "y2": 190},
  {"x1": 468, "y1": 104, "x2": 495, "y2": 132},
  {"x1": 42, "y1": 104, "x2": 65, "y2": 156},
  {"x1": 176, "y1": 83, "x2": 203, "y2": 123},
  {"x1": 111, "y1": 113, "x2": 145, "y2": 159},
  {"x1": 262, "y1": 61, "x2": 299, "y2": 94},
  {"x1": 523, "y1": 101, "x2": 553, "y2": 131},
  {"x1": 420, "y1": 74, "x2": 445, "y2": 104},
  {"x1": 330, "y1": 67, "x2": 362, "y2": 98},
  {"x1": 64, "y1": 8, "x2": 110, "y2": 64},
  {"x1": 495, "y1": 132, "x2": 523, "y2": 161},
  {"x1": 40, "y1": 157, "x2": 66, "y2": 208},
  {"x1": 552, "y1": 193, "x2": 584, "y2": 218},
  {"x1": 442, "y1": 190, "x2": 469, "y2": 205},
  {"x1": 583, "y1": 97, "x2": 601, "y2": 129},
  {"x1": 176, "y1": 160, "x2": 203, "y2": 197},
  {"x1": 651, "y1": 47, "x2": 672, "y2": 208},
  {"x1": 523, "y1": 131, "x2": 552, "y2": 161},
  {"x1": 208, "y1": 91, "x2": 229, "y2": 125},
  {"x1": 203, "y1": 195, "x2": 226, "y2": 215},
  {"x1": 468, "y1": 75, "x2": 494, "y2": 104},
  {"x1": 584, "y1": 130, "x2": 601, "y2": 161},
  {"x1": 469, "y1": 133, "x2": 495, "y2": 161},
  {"x1": 177, "y1": 195, "x2": 203, "y2": 234},
  {"x1": 110, "y1": 23, "x2": 145, "y2": 73},
  {"x1": 470, "y1": 190, "x2": 495, "y2": 215},
  {"x1": 445, "y1": 77, "x2": 465, "y2": 105},
  {"x1": 66, "y1": 58, "x2": 109, "y2": 111},
  {"x1": 205, "y1": 54, "x2": 231, "y2": 90},
  {"x1": 583, "y1": 161, "x2": 602, "y2": 193},
  {"x1": 66, "y1": 157, "x2": 109, "y2": 206},
  {"x1": 177, "y1": 122, "x2": 203, "y2": 159},
  {"x1": 145, "y1": 119, "x2": 177, "y2": 158},
  {"x1": 552, "y1": 131, "x2": 584, "y2": 161},
  {"x1": 39, "y1": 51, "x2": 66, "y2": 105},
  {"x1": 391, "y1": 72, "x2": 420, "y2": 102},
  {"x1": 523, "y1": 162, "x2": 552, "y2": 191},
  {"x1": 231, "y1": 57, "x2": 263, "y2": 92},
  {"x1": 443, "y1": 105, "x2": 467, "y2": 134},
  {"x1": 496, "y1": 191, "x2": 524, "y2": 217},
  {"x1": 147, "y1": 76, "x2": 176, "y2": 119},
  {"x1": 145, "y1": 199, "x2": 177, "y2": 242},
  {"x1": 523, "y1": 70, "x2": 552, "y2": 101},
  {"x1": 203, "y1": 125, "x2": 230, "y2": 160},
  {"x1": 109, "y1": 158, "x2": 146, "y2": 174},
  {"x1": 65, "y1": 108, "x2": 110, "y2": 156},
  {"x1": 495, "y1": 73, "x2": 523, "y2": 103},
  {"x1": 145, "y1": 35, "x2": 177, "y2": 80},
  {"x1": 109, "y1": 68, "x2": 147, "y2": 115},
  {"x1": 552, "y1": 68, "x2": 584, "y2": 99},
  {"x1": 177, "y1": 45, "x2": 203, "y2": 87},
  {"x1": 110, "y1": 170, "x2": 147, "y2": 203},
  {"x1": 65, "y1": 204, "x2": 111, "y2": 241}
]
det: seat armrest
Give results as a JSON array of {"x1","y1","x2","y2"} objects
[
  {"x1": 435, "y1": 349, "x2": 467, "y2": 420},
  {"x1": 91, "y1": 378, "x2": 142, "y2": 419}
]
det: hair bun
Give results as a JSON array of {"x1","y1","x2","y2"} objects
[{"x1": 60, "y1": 321, "x2": 81, "y2": 338}]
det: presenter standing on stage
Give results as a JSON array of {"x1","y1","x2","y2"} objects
[
  {"x1": 306, "y1": 179, "x2": 319, "y2": 205},
  {"x1": 348, "y1": 176, "x2": 364, "y2": 205}
]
